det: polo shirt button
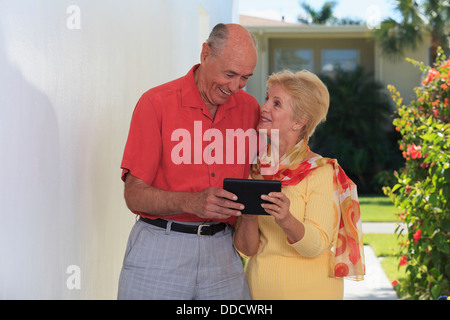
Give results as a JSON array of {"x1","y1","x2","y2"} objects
[{"x1": 211, "y1": 173, "x2": 215, "y2": 177}]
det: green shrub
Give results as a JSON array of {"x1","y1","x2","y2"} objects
[
  {"x1": 383, "y1": 48, "x2": 450, "y2": 300},
  {"x1": 311, "y1": 66, "x2": 403, "y2": 194}
]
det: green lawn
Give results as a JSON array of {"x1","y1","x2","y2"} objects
[
  {"x1": 363, "y1": 233, "x2": 407, "y2": 296},
  {"x1": 359, "y1": 195, "x2": 401, "y2": 222},
  {"x1": 359, "y1": 195, "x2": 406, "y2": 297}
]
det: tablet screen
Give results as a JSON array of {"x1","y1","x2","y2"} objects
[{"x1": 223, "y1": 178, "x2": 282, "y2": 215}]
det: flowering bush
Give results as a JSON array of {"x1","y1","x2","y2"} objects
[{"x1": 384, "y1": 48, "x2": 450, "y2": 300}]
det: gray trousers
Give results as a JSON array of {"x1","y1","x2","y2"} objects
[{"x1": 117, "y1": 219, "x2": 251, "y2": 300}]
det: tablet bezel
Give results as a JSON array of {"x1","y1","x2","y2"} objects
[{"x1": 223, "y1": 178, "x2": 282, "y2": 215}]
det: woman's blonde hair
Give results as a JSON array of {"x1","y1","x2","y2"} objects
[{"x1": 266, "y1": 70, "x2": 329, "y2": 141}]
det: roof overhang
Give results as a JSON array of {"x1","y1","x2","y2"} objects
[{"x1": 245, "y1": 25, "x2": 373, "y2": 39}]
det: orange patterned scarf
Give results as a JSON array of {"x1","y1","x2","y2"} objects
[{"x1": 251, "y1": 140, "x2": 365, "y2": 281}]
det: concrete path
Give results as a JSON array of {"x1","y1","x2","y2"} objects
[
  {"x1": 343, "y1": 222, "x2": 401, "y2": 300},
  {"x1": 362, "y1": 222, "x2": 407, "y2": 234},
  {"x1": 344, "y1": 245, "x2": 398, "y2": 300}
]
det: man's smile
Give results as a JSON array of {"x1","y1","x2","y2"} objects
[{"x1": 219, "y1": 87, "x2": 232, "y2": 96}]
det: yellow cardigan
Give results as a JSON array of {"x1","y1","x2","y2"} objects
[{"x1": 238, "y1": 164, "x2": 343, "y2": 300}]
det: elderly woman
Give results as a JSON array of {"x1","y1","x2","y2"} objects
[{"x1": 234, "y1": 70, "x2": 365, "y2": 300}]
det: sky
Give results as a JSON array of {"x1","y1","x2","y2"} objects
[{"x1": 238, "y1": 0, "x2": 400, "y2": 27}]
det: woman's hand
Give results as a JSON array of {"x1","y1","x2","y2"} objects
[
  {"x1": 261, "y1": 192, "x2": 305, "y2": 244},
  {"x1": 234, "y1": 214, "x2": 260, "y2": 257},
  {"x1": 261, "y1": 192, "x2": 292, "y2": 227}
]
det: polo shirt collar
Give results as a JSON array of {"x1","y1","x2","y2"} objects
[{"x1": 181, "y1": 64, "x2": 237, "y2": 112}]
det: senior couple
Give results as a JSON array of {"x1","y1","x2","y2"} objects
[{"x1": 118, "y1": 23, "x2": 365, "y2": 300}]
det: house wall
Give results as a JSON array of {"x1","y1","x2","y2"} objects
[
  {"x1": 245, "y1": 27, "x2": 376, "y2": 104},
  {"x1": 268, "y1": 37, "x2": 375, "y2": 75},
  {"x1": 245, "y1": 27, "x2": 430, "y2": 106},
  {"x1": 0, "y1": 0, "x2": 237, "y2": 299},
  {"x1": 375, "y1": 37, "x2": 431, "y2": 103}
]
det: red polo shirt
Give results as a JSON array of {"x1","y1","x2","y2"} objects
[{"x1": 121, "y1": 65, "x2": 260, "y2": 225}]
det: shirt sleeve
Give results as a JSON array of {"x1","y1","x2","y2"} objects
[
  {"x1": 289, "y1": 164, "x2": 335, "y2": 258},
  {"x1": 120, "y1": 93, "x2": 162, "y2": 185}
]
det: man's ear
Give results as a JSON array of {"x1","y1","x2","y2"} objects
[{"x1": 200, "y1": 42, "x2": 211, "y2": 62}]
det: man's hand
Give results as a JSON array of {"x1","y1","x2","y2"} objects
[
  {"x1": 124, "y1": 173, "x2": 243, "y2": 219},
  {"x1": 183, "y1": 187, "x2": 244, "y2": 220}
]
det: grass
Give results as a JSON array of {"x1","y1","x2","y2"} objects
[
  {"x1": 359, "y1": 195, "x2": 401, "y2": 222},
  {"x1": 363, "y1": 233, "x2": 402, "y2": 256},
  {"x1": 359, "y1": 195, "x2": 406, "y2": 297},
  {"x1": 363, "y1": 233, "x2": 407, "y2": 296}
]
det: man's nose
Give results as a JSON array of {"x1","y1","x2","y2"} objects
[{"x1": 230, "y1": 77, "x2": 241, "y2": 94}]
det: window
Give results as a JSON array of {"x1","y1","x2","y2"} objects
[
  {"x1": 274, "y1": 49, "x2": 313, "y2": 72},
  {"x1": 321, "y1": 49, "x2": 359, "y2": 73}
]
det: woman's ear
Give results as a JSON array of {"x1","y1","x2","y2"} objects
[{"x1": 293, "y1": 118, "x2": 307, "y2": 131}]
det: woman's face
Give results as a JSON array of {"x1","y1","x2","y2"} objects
[{"x1": 257, "y1": 84, "x2": 301, "y2": 145}]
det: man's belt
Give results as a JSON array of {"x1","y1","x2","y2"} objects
[{"x1": 140, "y1": 217, "x2": 227, "y2": 236}]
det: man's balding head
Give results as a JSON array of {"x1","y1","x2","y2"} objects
[
  {"x1": 195, "y1": 23, "x2": 258, "y2": 107},
  {"x1": 206, "y1": 23, "x2": 257, "y2": 57}
]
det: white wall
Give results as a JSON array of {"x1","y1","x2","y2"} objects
[{"x1": 0, "y1": 0, "x2": 237, "y2": 299}]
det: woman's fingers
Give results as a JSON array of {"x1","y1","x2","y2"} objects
[{"x1": 261, "y1": 192, "x2": 292, "y2": 223}]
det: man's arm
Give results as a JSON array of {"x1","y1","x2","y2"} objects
[{"x1": 124, "y1": 173, "x2": 244, "y2": 220}]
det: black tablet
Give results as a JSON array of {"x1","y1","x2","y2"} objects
[{"x1": 223, "y1": 178, "x2": 282, "y2": 215}]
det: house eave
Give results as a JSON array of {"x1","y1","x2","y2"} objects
[{"x1": 245, "y1": 25, "x2": 373, "y2": 39}]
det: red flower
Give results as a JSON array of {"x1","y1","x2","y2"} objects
[
  {"x1": 432, "y1": 99, "x2": 440, "y2": 107},
  {"x1": 413, "y1": 229, "x2": 422, "y2": 243},
  {"x1": 422, "y1": 68, "x2": 440, "y2": 85},
  {"x1": 407, "y1": 143, "x2": 422, "y2": 159},
  {"x1": 392, "y1": 280, "x2": 399, "y2": 287},
  {"x1": 399, "y1": 255, "x2": 407, "y2": 267},
  {"x1": 433, "y1": 108, "x2": 439, "y2": 118}
]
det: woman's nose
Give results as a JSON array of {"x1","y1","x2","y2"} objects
[{"x1": 260, "y1": 101, "x2": 270, "y2": 112}]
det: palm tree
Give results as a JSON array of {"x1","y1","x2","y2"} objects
[
  {"x1": 298, "y1": 1, "x2": 337, "y2": 25},
  {"x1": 373, "y1": 0, "x2": 450, "y2": 64}
]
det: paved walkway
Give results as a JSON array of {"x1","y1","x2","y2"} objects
[
  {"x1": 362, "y1": 222, "x2": 407, "y2": 234},
  {"x1": 343, "y1": 222, "x2": 401, "y2": 300}
]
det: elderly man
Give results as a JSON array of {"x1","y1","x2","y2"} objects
[{"x1": 118, "y1": 23, "x2": 259, "y2": 300}]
